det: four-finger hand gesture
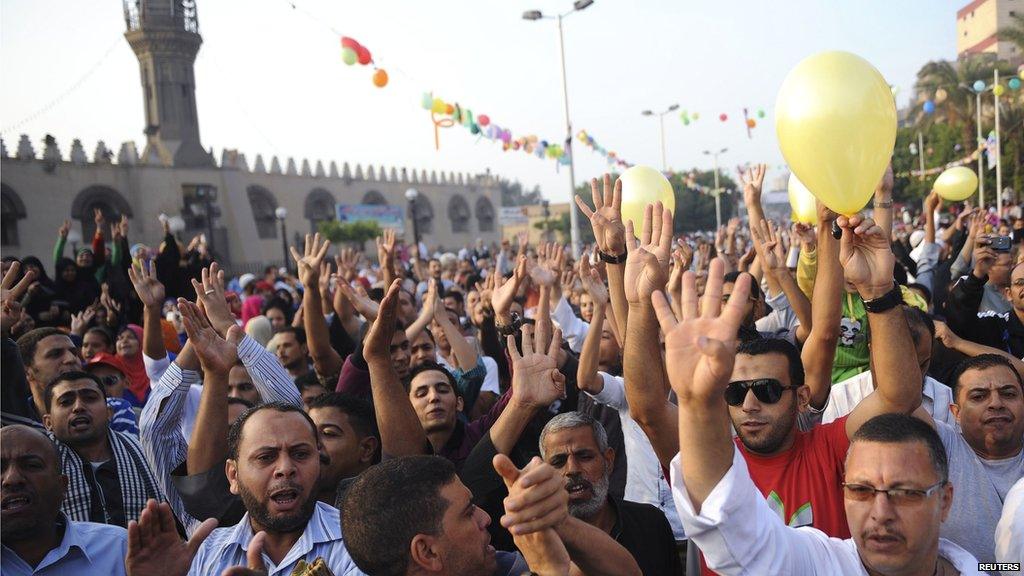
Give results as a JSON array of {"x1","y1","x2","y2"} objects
[
  {"x1": 492, "y1": 255, "x2": 527, "y2": 321},
  {"x1": 128, "y1": 260, "x2": 166, "y2": 310},
  {"x1": 741, "y1": 163, "x2": 767, "y2": 206},
  {"x1": 190, "y1": 263, "x2": 234, "y2": 336},
  {"x1": 576, "y1": 174, "x2": 626, "y2": 257},
  {"x1": 509, "y1": 324, "x2": 566, "y2": 409},
  {"x1": 623, "y1": 202, "x2": 673, "y2": 304},
  {"x1": 578, "y1": 252, "x2": 609, "y2": 306},
  {"x1": 290, "y1": 233, "x2": 331, "y2": 289},
  {"x1": 126, "y1": 500, "x2": 217, "y2": 576},
  {"x1": 750, "y1": 219, "x2": 786, "y2": 274}
]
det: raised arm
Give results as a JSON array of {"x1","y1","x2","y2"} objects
[
  {"x1": 751, "y1": 219, "x2": 813, "y2": 343},
  {"x1": 432, "y1": 280, "x2": 479, "y2": 371},
  {"x1": 935, "y1": 319, "x2": 1024, "y2": 379},
  {"x1": 802, "y1": 206, "x2": 843, "y2": 410},
  {"x1": 622, "y1": 202, "x2": 680, "y2": 469},
  {"x1": 576, "y1": 174, "x2": 629, "y2": 338},
  {"x1": 652, "y1": 258, "x2": 749, "y2": 510},
  {"x1": 840, "y1": 215, "x2": 923, "y2": 438},
  {"x1": 576, "y1": 255, "x2": 609, "y2": 395},
  {"x1": 129, "y1": 260, "x2": 168, "y2": 361},
  {"x1": 292, "y1": 233, "x2": 344, "y2": 379},
  {"x1": 366, "y1": 279, "x2": 428, "y2": 457}
]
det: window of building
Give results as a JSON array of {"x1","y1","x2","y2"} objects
[
  {"x1": 1, "y1": 187, "x2": 26, "y2": 246},
  {"x1": 305, "y1": 188, "x2": 337, "y2": 233},
  {"x1": 409, "y1": 195, "x2": 434, "y2": 235},
  {"x1": 362, "y1": 190, "x2": 388, "y2": 206},
  {"x1": 448, "y1": 195, "x2": 471, "y2": 233},
  {"x1": 476, "y1": 197, "x2": 495, "y2": 233},
  {"x1": 246, "y1": 185, "x2": 279, "y2": 239}
]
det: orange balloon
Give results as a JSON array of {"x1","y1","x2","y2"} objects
[
  {"x1": 372, "y1": 69, "x2": 388, "y2": 88},
  {"x1": 746, "y1": 118, "x2": 757, "y2": 128}
]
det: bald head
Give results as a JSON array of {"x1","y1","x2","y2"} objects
[
  {"x1": 1, "y1": 425, "x2": 59, "y2": 472},
  {"x1": 1, "y1": 425, "x2": 66, "y2": 542}
]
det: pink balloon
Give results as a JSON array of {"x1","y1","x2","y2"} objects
[{"x1": 719, "y1": 113, "x2": 728, "y2": 122}]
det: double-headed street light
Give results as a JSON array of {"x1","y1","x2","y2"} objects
[
  {"x1": 703, "y1": 148, "x2": 728, "y2": 230},
  {"x1": 523, "y1": 0, "x2": 594, "y2": 257},
  {"x1": 641, "y1": 104, "x2": 679, "y2": 171}
]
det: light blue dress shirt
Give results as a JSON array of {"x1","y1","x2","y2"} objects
[
  {"x1": 0, "y1": 514, "x2": 128, "y2": 576},
  {"x1": 187, "y1": 501, "x2": 365, "y2": 576}
]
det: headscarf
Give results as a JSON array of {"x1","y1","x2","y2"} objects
[
  {"x1": 244, "y1": 315, "x2": 273, "y2": 348},
  {"x1": 241, "y1": 295, "x2": 265, "y2": 328},
  {"x1": 53, "y1": 257, "x2": 99, "y2": 314},
  {"x1": 118, "y1": 324, "x2": 150, "y2": 406}
]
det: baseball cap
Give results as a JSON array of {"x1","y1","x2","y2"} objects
[{"x1": 86, "y1": 352, "x2": 129, "y2": 377}]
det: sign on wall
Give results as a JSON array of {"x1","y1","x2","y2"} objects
[
  {"x1": 336, "y1": 204, "x2": 405, "y2": 233},
  {"x1": 499, "y1": 206, "x2": 529, "y2": 225}
]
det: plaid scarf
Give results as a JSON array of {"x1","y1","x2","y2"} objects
[{"x1": 54, "y1": 429, "x2": 164, "y2": 526}]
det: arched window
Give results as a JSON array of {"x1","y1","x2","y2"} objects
[
  {"x1": 475, "y1": 197, "x2": 496, "y2": 233},
  {"x1": 246, "y1": 185, "x2": 279, "y2": 239},
  {"x1": 1, "y1": 184, "x2": 27, "y2": 246},
  {"x1": 305, "y1": 188, "x2": 337, "y2": 233},
  {"x1": 448, "y1": 195, "x2": 471, "y2": 233},
  {"x1": 71, "y1": 185, "x2": 133, "y2": 241},
  {"x1": 408, "y1": 195, "x2": 434, "y2": 235},
  {"x1": 362, "y1": 190, "x2": 387, "y2": 206}
]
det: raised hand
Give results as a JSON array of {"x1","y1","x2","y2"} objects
[
  {"x1": 623, "y1": 201, "x2": 673, "y2": 304},
  {"x1": 529, "y1": 243, "x2": 561, "y2": 288},
  {"x1": 492, "y1": 255, "x2": 527, "y2": 321},
  {"x1": 376, "y1": 228, "x2": 397, "y2": 267},
  {"x1": 364, "y1": 279, "x2": 400, "y2": 365},
  {"x1": 750, "y1": 219, "x2": 786, "y2": 274},
  {"x1": 128, "y1": 260, "x2": 166, "y2": 310},
  {"x1": 509, "y1": 324, "x2": 566, "y2": 409},
  {"x1": 335, "y1": 248, "x2": 359, "y2": 282},
  {"x1": 791, "y1": 222, "x2": 816, "y2": 248},
  {"x1": 70, "y1": 307, "x2": 96, "y2": 336},
  {"x1": 289, "y1": 232, "x2": 331, "y2": 288},
  {"x1": 58, "y1": 219, "x2": 70, "y2": 238},
  {"x1": 126, "y1": 499, "x2": 217, "y2": 576},
  {"x1": 494, "y1": 455, "x2": 569, "y2": 534},
  {"x1": 191, "y1": 262, "x2": 235, "y2": 336},
  {"x1": 119, "y1": 215, "x2": 130, "y2": 238},
  {"x1": 177, "y1": 298, "x2": 239, "y2": 376},
  {"x1": 576, "y1": 174, "x2": 626, "y2": 257},
  {"x1": 933, "y1": 319, "x2": 962, "y2": 350},
  {"x1": 93, "y1": 207, "x2": 105, "y2": 228},
  {"x1": 336, "y1": 278, "x2": 379, "y2": 322},
  {"x1": 1, "y1": 262, "x2": 35, "y2": 334},
  {"x1": 651, "y1": 258, "x2": 750, "y2": 403},
  {"x1": 559, "y1": 268, "x2": 577, "y2": 298},
  {"x1": 578, "y1": 252, "x2": 609, "y2": 306},
  {"x1": 836, "y1": 215, "x2": 896, "y2": 300},
  {"x1": 741, "y1": 163, "x2": 767, "y2": 206}
]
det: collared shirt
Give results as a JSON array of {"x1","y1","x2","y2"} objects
[
  {"x1": 670, "y1": 448, "x2": 982, "y2": 575},
  {"x1": 139, "y1": 336, "x2": 303, "y2": 535},
  {"x1": 188, "y1": 501, "x2": 365, "y2": 576},
  {"x1": 819, "y1": 374, "x2": 957, "y2": 429},
  {"x1": 586, "y1": 372, "x2": 686, "y2": 540},
  {"x1": 1, "y1": 514, "x2": 128, "y2": 576}
]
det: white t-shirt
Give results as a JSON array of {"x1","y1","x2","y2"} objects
[{"x1": 996, "y1": 476, "x2": 1024, "y2": 569}]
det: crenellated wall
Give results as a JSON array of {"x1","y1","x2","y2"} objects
[{"x1": 0, "y1": 134, "x2": 501, "y2": 271}]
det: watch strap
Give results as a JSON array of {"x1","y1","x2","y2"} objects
[
  {"x1": 862, "y1": 284, "x2": 901, "y2": 314},
  {"x1": 598, "y1": 249, "x2": 627, "y2": 264}
]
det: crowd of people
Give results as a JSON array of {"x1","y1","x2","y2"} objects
[{"x1": 1, "y1": 164, "x2": 1022, "y2": 575}]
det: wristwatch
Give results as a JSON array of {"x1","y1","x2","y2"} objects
[
  {"x1": 862, "y1": 284, "x2": 901, "y2": 314},
  {"x1": 597, "y1": 249, "x2": 627, "y2": 264},
  {"x1": 495, "y1": 312, "x2": 523, "y2": 337}
]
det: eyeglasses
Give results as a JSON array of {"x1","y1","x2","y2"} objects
[
  {"x1": 842, "y1": 481, "x2": 946, "y2": 506},
  {"x1": 98, "y1": 375, "x2": 121, "y2": 387},
  {"x1": 724, "y1": 378, "x2": 797, "y2": 406}
]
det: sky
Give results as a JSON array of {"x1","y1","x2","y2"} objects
[{"x1": 1, "y1": 0, "x2": 962, "y2": 202}]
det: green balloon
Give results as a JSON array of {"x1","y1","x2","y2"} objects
[
  {"x1": 342, "y1": 47, "x2": 357, "y2": 65},
  {"x1": 757, "y1": 109, "x2": 766, "y2": 118},
  {"x1": 470, "y1": 124, "x2": 480, "y2": 135}
]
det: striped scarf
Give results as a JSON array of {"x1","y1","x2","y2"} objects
[{"x1": 54, "y1": 429, "x2": 164, "y2": 526}]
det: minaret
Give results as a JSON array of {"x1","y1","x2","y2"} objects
[{"x1": 123, "y1": 0, "x2": 213, "y2": 167}]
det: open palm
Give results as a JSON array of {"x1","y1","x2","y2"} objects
[
  {"x1": 623, "y1": 201, "x2": 673, "y2": 303},
  {"x1": 491, "y1": 255, "x2": 527, "y2": 317},
  {"x1": 128, "y1": 261, "x2": 165, "y2": 309},
  {"x1": 509, "y1": 325, "x2": 565, "y2": 408},
  {"x1": 576, "y1": 174, "x2": 626, "y2": 255},
  {"x1": 290, "y1": 233, "x2": 330, "y2": 288}
]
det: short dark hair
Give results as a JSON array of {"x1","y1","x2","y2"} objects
[
  {"x1": 342, "y1": 456, "x2": 457, "y2": 576},
  {"x1": 405, "y1": 361, "x2": 460, "y2": 397},
  {"x1": 277, "y1": 326, "x2": 306, "y2": 346},
  {"x1": 903, "y1": 306, "x2": 935, "y2": 343},
  {"x1": 442, "y1": 290, "x2": 464, "y2": 306},
  {"x1": 723, "y1": 271, "x2": 762, "y2": 301},
  {"x1": 307, "y1": 393, "x2": 379, "y2": 440},
  {"x1": 17, "y1": 327, "x2": 68, "y2": 369},
  {"x1": 84, "y1": 326, "x2": 115, "y2": 349},
  {"x1": 227, "y1": 402, "x2": 319, "y2": 460},
  {"x1": 948, "y1": 354, "x2": 1024, "y2": 400},
  {"x1": 849, "y1": 413, "x2": 948, "y2": 483},
  {"x1": 262, "y1": 298, "x2": 294, "y2": 322},
  {"x1": 45, "y1": 371, "x2": 105, "y2": 410},
  {"x1": 294, "y1": 372, "x2": 324, "y2": 394},
  {"x1": 736, "y1": 337, "x2": 804, "y2": 388}
]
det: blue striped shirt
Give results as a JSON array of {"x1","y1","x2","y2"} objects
[
  {"x1": 107, "y1": 397, "x2": 140, "y2": 436},
  {"x1": 139, "y1": 335, "x2": 303, "y2": 536},
  {"x1": 187, "y1": 502, "x2": 365, "y2": 576},
  {"x1": 1, "y1": 514, "x2": 128, "y2": 576}
]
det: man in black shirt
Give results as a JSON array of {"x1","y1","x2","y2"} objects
[{"x1": 540, "y1": 411, "x2": 682, "y2": 576}]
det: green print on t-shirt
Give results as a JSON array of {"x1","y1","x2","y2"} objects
[{"x1": 766, "y1": 491, "x2": 814, "y2": 528}]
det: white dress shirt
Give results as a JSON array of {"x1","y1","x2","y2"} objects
[
  {"x1": 551, "y1": 296, "x2": 589, "y2": 353},
  {"x1": 821, "y1": 373, "x2": 957, "y2": 428},
  {"x1": 670, "y1": 448, "x2": 982, "y2": 575}
]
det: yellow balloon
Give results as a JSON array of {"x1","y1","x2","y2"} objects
[
  {"x1": 935, "y1": 88, "x2": 948, "y2": 103},
  {"x1": 618, "y1": 166, "x2": 675, "y2": 230},
  {"x1": 776, "y1": 51, "x2": 897, "y2": 215},
  {"x1": 933, "y1": 166, "x2": 978, "y2": 201},
  {"x1": 788, "y1": 173, "x2": 817, "y2": 224}
]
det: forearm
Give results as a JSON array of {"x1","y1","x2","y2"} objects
[
  {"x1": 53, "y1": 235, "x2": 67, "y2": 268},
  {"x1": 623, "y1": 304, "x2": 678, "y2": 467},
  {"x1": 677, "y1": 398, "x2": 735, "y2": 512},
  {"x1": 774, "y1": 271, "x2": 812, "y2": 339},
  {"x1": 237, "y1": 336, "x2": 302, "y2": 406},
  {"x1": 367, "y1": 358, "x2": 429, "y2": 456},
  {"x1": 439, "y1": 317, "x2": 478, "y2": 370},
  {"x1": 303, "y1": 284, "x2": 344, "y2": 378},
  {"x1": 556, "y1": 517, "x2": 642, "y2": 576},
  {"x1": 866, "y1": 306, "x2": 922, "y2": 410},
  {"x1": 488, "y1": 400, "x2": 539, "y2": 454},
  {"x1": 947, "y1": 337, "x2": 1024, "y2": 377},
  {"x1": 139, "y1": 363, "x2": 194, "y2": 440},
  {"x1": 405, "y1": 306, "x2": 433, "y2": 342},
  {"x1": 576, "y1": 303, "x2": 606, "y2": 394},
  {"x1": 141, "y1": 306, "x2": 167, "y2": 360},
  {"x1": 186, "y1": 370, "x2": 229, "y2": 474},
  {"x1": 606, "y1": 264, "x2": 628, "y2": 340},
  {"x1": 803, "y1": 227, "x2": 841, "y2": 409}
]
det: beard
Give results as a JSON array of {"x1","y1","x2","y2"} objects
[
  {"x1": 733, "y1": 400, "x2": 798, "y2": 454},
  {"x1": 237, "y1": 479, "x2": 317, "y2": 534},
  {"x1": 566, "y1": 471, "x2": 610, "y2": 520}
]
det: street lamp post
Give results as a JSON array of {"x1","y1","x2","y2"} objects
[
  {"x1": 405, "y1": 188, "x2": 421, "y2": 258},
  {"x1": 703, "y1": 148, "x2": 728, "y2": 229},
  {"x1": 275, "y1": 207, "x2": 289, "y2": 272},
  {"x1": 960, "y1": 81, "x2": 992, "y2": 209},
  {"x1": 541, "y1": 199, "x2": 551, "y2": 242},
  {"x1": 641, "y1": 104, "x2": 679, "y2": 171},
  {"x1": 196, "y1": 185, "x2": 217, "y2": 257},
  {"x1": 523, "y1": 0, "x2": 594, "y2": 257}
]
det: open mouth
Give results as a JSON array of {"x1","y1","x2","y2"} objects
[
  {"x1": 1, "y1": 494, "x2": 31, "y2": 513},
  {"x1": 269, "y1": 487, "x2": 300, "y2": 510},
  {"x1": 566, "y1": 483, "x2": 591, "y2": 498},
  {"x1": 70, "y1": 416, "x2": 91, "y2": 430}
]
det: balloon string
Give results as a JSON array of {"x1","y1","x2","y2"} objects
[{"x1": 432, "y1": 113, "x2": 454, "y2": 150}]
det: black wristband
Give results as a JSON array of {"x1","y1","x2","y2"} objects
[
  {"x1": 862, "y1": 284, "x2": 901, "y2": 314},
  {"x1": 598, "y1": 249, "x2": 627, "y2": 264},
  {"x1": 495, "y1": 312, "x2": 523, "y2": 337}
]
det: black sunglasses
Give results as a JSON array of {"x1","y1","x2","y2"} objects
[{"x1": 725, "y1": 378, "x2": 797, "y2": 406}]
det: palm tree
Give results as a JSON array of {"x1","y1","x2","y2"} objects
[
  {"x1": 910, "y1": 55, "x2": 1017, "y2": 149},
  {"x1": 998, "y1": 12, "x2": 1024, "y2": 54}
]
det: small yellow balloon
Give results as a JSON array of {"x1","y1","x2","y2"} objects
[
  {"x1": 933, "y1": 166, "x2": 978, "y2": 201},
  {"x1": 994, "y1": 84, "x2": 1006, "y2": 97},
  {"x1": 788, "y1": 173, "x2": 817, "y2": 224},
  {"x1": 618, "y1": 166, "x2": 675, "y2": 230},
  {"x1": 935, "y1": 88, "x2": 948, "y2": 103},
  {"x1": 776, "y1": 51, "x2": 897, "y2": 215}
]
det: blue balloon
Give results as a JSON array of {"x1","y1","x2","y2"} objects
[
  {"x1": 923, "y1": 100, "x2": 936, "y2": 114},
  {"x1": 973, "y1": 80, "x2": 986, "y2": 92}
]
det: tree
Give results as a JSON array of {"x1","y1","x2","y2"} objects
[
  {"x1": 318, "y1": 220, "x2": 382, "y2": 247},
  {"x1": 892, "y1": 123, "x2": 963, "y2": 203},
  {"x1": 499, "y1": 178, "x2": 542, "y2": 207}
]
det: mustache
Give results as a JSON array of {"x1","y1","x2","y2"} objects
[
  {"x1": 565, "y1": 475, "x2": 592, "y2": 492},
  {"x1": 266, "y1": 480, "x2": 304, "y2": 497}
]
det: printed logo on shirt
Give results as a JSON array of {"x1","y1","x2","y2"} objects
[
  {"x1": 839, "y1": 318, "x2": 863, "y2": 347},
  {"x1": 766, "y1": 491, "x2": 814, "y2": 528}
]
